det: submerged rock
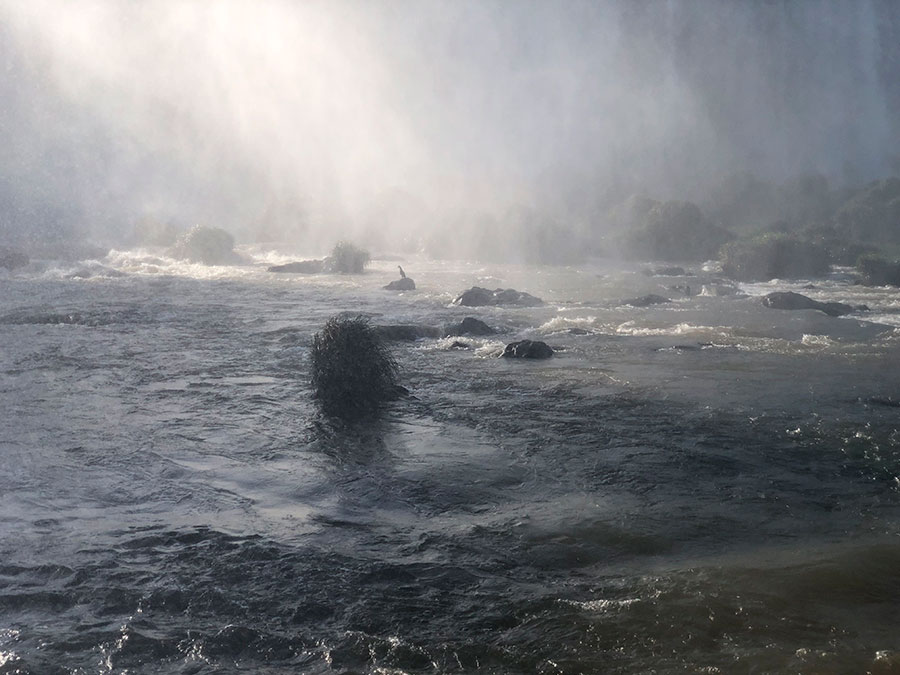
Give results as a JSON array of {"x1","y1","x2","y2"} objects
[
  {"x1": 622, "y1": 294, "x2": 670, "y2": 307},
  {"x1": 761, "y1": 291, "x2": 858, "y2": 317},
  {"x1": 445, "y1": 317, "x2": 495, "y2": 336},
  {"x1": 501, "y1": 339, "x2": 554, "y2": 359},
  {"x1": 642, "y1": 266, "x2": 687, "y2": 277},
  {"x1": 268, "y1": 259, "x2": 326, "y2": 274},
  {"x1": 455, "y1": 286, "x2": 543, "y2": 307},
  {"x1": 384, "y1": 277, "x2": 416, "y2": 291}
]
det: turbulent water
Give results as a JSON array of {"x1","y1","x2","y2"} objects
[{"x1": 1, "y1": 248, "x2": 899, "y2": 674}]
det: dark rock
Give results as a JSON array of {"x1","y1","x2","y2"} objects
[
  {"x1": 384, "y1": 277, "x2": 416, "y2": 291},
  {"x1": 373, "y1": 325, "x2": 442, "y2": 341},
  {"x1": 857, "y1": 255, "x2": 900, "y2": 287},
  {"x1": 622, "y1": 294, "x2": 670, "y2": 307},
  {"x1": 454, "y1": 287, "x2": 543, "y2": 307},
  {"x1": 0, "y1": 246, "x2": 29, "y2": 270},
  {"x1": 501, "y1": 340, "x2": 553, "y2": 359},
  {"x1": 268, "y1": 259, "x2": 326, "y2": 274},
  {"x1": 445, "y1": 317, "x2": 495, "y2": 336},
  {"x1": 761, "y1": 291, "x2": 857, "y2": 317}
]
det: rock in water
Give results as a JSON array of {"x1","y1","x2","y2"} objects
[
  {"x1": 171, "y1": 225, "x2": 241, "y2": 265},
  {"x1": 373, "y1": 325, "x2": 442, "y2": 341},
  {"x1": 384, "y1": 277, "x2": 416, "y2": 291},
  {"x1": 622, "y1": 294, "x2": 670, "y2": 307},
  {"x1": 761, "y1": 291, "x2": 856, "y2": 317},
  {"x1": 454, "y1": 287, "x2": 543, "y2": 307},
  {"x1": 502, "y1": 340, "x2": 554, "y2": 359},
  {"x1": 268, "y1": 259, "x2": 326, "y2": 274},
  {"x1": 445, "y1": 317, "x2": 495, "y2": 336}
]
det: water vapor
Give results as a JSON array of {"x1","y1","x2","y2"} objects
[{"x1": 1, "y1": 0, "x2": 897, "y2": 255}]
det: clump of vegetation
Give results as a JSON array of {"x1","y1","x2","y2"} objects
[
  {"x1": 311, "y1": 315, "x2": 400, "y2": 418},
  {"x1": 172, "y1": 225, "x2": 238, "y2": 265},
  {"x1": 834, "y1": 177, "x2": 900, "y2": 244},
  {"x1": 719, "y1": 233, "x2": 830, "y2": 281},
  {"x1": 857, "y1": 254, "x2": 900, "y2": 286},
  {"x1": 328, "y1": 241, "x2": 370, "y2": 274},
  {"x1": 622, "y1": 200, "x2": 734, "y2": 262}
]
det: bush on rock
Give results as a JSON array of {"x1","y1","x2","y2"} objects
[
  {"x1": 329, "y1": 241, "x2": 370, "y2": 274},
  {"x1": 311, "y1": 316, "x2": 400, "y2": 418},
  {"x1": 172, "y1": 225, "x2": 239, "y2": 265}
]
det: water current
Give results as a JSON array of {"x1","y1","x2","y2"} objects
[{"x1": 1, "y1": 248, "x2": 899, "y2": 673}]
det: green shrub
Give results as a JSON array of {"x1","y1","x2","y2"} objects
[
  {"x1": 623, "y1": 200, "x2": 733, "y2": 262},
  {"x1": 834, "y1": 177, "x2": 900, "y2": 244},
  {"x1": 329, "y1": 241, "x2": 370, "y2": 274},
  {"x1": 720, "y1": 233, "x2": 830, "y2": 281},
  {"x1": 311, "y1": 316, "x2": 399, "y2": 418}
]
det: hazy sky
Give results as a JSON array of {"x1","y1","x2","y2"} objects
[{"x1": 1, "y1": 0, "x2": 897, "y2": 247}]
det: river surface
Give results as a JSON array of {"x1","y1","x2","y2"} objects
[{"x1": 1, "y1": 248, "x2": 899, "y2": 674}]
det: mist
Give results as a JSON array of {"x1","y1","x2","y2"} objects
[{"x1": 1, "y1": 0, "x2": 898, "y2": 256}]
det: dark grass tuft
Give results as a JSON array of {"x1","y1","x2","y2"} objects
[{"x1": 311, "y1": 315, "x2": 400, "y2": 418}]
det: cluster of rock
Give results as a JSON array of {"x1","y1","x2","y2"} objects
[
  {"x1": 454, "y1": 286, "x2": 544, "y2": 307},
  {"x1": 374, "y1": 317, "x2": 496, "y2": 342},
  {"x1": 373, "y1": 306, "x2": 554, "y2": 360},
  {"x1": 268, "y1": 241, "x2": 371, "y2": 275}
]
